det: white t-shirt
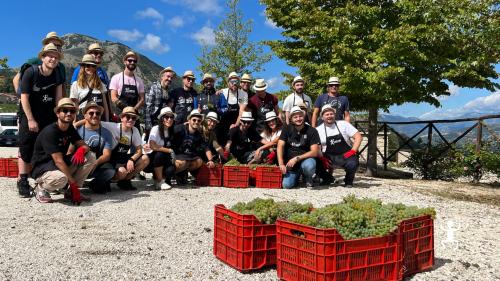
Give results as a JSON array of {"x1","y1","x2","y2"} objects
[
  {"x1": 282, "y1": 92, "x2": 313, "y2": 112},
  {"x1": 316, "y1": 121, "x2": 358, "y2": 152},
  {"x1": 70, "y1": 81, "x2": 107, "y2": 110},
  {"x1": 260, "y1": 129, "x2": 282, "y2": 143},
  {"x1": 148, "y1": 125, "x2": 171, "y2": 147},
  {"x1": 222, "y1": 88, "x2": 248, "y2": 105},
  {"x1": 101, "y1": 121, "x2": 142, "y2": 149}
]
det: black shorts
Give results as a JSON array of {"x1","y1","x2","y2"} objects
[{"x1": 18, "y1": 116, "x2": 39, "y2": 163}]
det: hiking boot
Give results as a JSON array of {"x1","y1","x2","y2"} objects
[
  {"x1": 17, "y1": 179, "x2": 33, "y2": 198},
  {"x1": 35, "y1": 185, "x2": 53, "y2": 203},
  {"x1": 117, "y1": 180, "x2": 137, "y2": 190}
]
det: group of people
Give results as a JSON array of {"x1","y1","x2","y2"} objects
[{"x1": 14, "y1": 31, "x2": 362, "y2": 204}]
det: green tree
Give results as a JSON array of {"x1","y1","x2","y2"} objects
[
  {"x1": 197, "y1": 0, "x2": 272, "y2": 87},
  {"x1": 0, "y1": 57, "x2": 8, "y2": 90},
  {"x1": 262, "y1": 0, "x2": 499, "y2": 176}
]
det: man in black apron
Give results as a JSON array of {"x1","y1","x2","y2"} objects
[
  {"x1": 316, "y1": 105, "x2": 362, "y2": 187},
  {"x1": 198, "y1": 73, "x2": 220, "y2": 116},
  {"x1": 168, "y1": 70, "x2": 198, "y2": 125},
  {"x1": 282, "y1": 76, "x2": 313, "y2": 125},
  {"x1": 277, "y1": 106, "x2": 321, "y2": 189},
  {"x1": 106, "y1": 107, "x2": 150, "y2": 190},
  {"x1": 247, "y1": 78, "x2": 280, "y2": 133}
]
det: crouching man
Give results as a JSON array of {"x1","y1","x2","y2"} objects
[
  {"x1": 31, "y1": 98, "x2": 96, "y2": 204},
  {"x1": 277, "y1": 106, "x2": 320, "y2": 189},
  {"x1": 316, "y1": 105, "x2": 362, "y2": 187}
]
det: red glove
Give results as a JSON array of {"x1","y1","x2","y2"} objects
[
  {"x1": 319, "y1": 156, "x2": 332, "y2": 169},
  {"x1": 266, "y1": 151, "x2": 277, "y2": 164},
  {"x1": 111, "y1": 114, "x2": 120, "y2": 122},
  {"x1": 223, "y1": 150, "x2": 230, "y2": 160},
  {"x1": 71, "y1": 147, "x2": 87, "y2": 166},
  {"x1": 69, "y1": 182, "x2": 82, "y2": 205},
  {"x1": 343, "y1": 149, "x2": 357, "y2": 159}
]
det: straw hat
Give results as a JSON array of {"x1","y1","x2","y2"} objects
[
  {"x1": 83, "y1": 101, "x2": 104, "y2": 114},
  {"x1": 320, "y1": 104, "x2": 336, "y2": 116},
  {"x1": 120, "y1": 106, "x2": 139, "y2": 117},
  {"x1": 38, "y1": 43, "x2": 63, "y2": 60},
  {"x1": 181, "y1": 70, "x2": 195, "y2": 79},
  {"x1": 79, "y1": 54, "x2": 97, "y2": 66},
  {"x1": 54, "y1": 98, "x2": 76, "y2": 114},
  {"x1": 159, "y1": 66, "x2": 175, "y2": 77},
  {"x1": 327, "y1": 76, "x2": 340, "y2": 85},
  {"x1": 201, "y1": 73, "x2": 215, "y2": 83},
  {"x1": 187, "y1": 109, "x2": 203, "y2": 120},
  {"x1": 240, "y1": 111, "x2": 254, "y2": 121},
  {"x1": 252, "y1": 79, "x2": 268, "y2": 92},
  {"x1": 206, "y1": 112, "x2": 219, "y2": 122},
  {"x1": 292, "y1": 76, "x2": 304, "y2": 85},
  {"x1": 158, "y1": 107, "x2": 176, "y2": 120},
  {"x1": 227, "y1": 72, "x2": 240, "y2": 80},
  {"x1": 265, "y1": 111, "x2": 278, "y2": 122},
  {"x1": 289, "y1": 106, "x2": 305, "y2": 118},
  {"x1": 241, "y1": 73, "x2": 252, "y2": 83},
  {"x1": 123, "y1": 51, "x2": 138, "y2": 61},
  {"x1": 87, "y1": 43, "x2": 104, "y2": 53},
  {"x1": 42, "y1": 31, "x2": 64, "y2": 46}
]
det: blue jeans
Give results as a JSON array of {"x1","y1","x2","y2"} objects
[{"x1": 282, "y1": 158, "x2": 316, "y2": 189}]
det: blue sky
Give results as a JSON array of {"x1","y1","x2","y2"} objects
[{"x1": 2, "y1": 0, "x2": 498, "y2": 119}]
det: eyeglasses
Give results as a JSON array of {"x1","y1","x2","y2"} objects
[
  {"x1": 127, "y1": 59, "x2": 137, "y2": 63},
  {"x1": 162, "y1": 115, "x2": 174, "y2": 120},
  {"x1": 87, "y1": 111, "x2": 101, "y2": 117},
  {"x1": 124, "y1": 115, "x2": 137, "y2": 121},
  {"x1": 60, "y1": 108, "x2": 76, "y2": 114},
  {"x1": 191, "y1": 118, "x2": 202, "y2": 123},
  {"x1": 82, "y1": 64, "x2": 96, "y2": 68},
  {"x1": 229, "y1": 80, "x2": 239, "y2": 85},
  {"x1": 186, "y1": 77, "x2": 195, "y2": 82}
]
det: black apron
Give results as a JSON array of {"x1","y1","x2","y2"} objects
[
  {"x1": 292, "y1": 93, "x2": 310, "y2": 123},
  {"x1": 255, "y1": 94, "x2": 274, "y2": 133},
  {"x1": 82, "y1": 125, "x2": 102, "y2": 158},
  {"x1": 119, "y1": 73, "x2": 139, "y2": 107},
  {"x1": 111, "y1": 124, "x2": 133, "y2": 164},
  {"x1": 177, "y1": 125, "x2": 199, "y2": 161},
  {"x1": 324, "y1": 121, "x2": 355, "y2": 166},
  {"x1": 223, "y1": 90, "x2": 240, "y2": 124}
]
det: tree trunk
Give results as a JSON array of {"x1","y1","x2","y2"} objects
[{"x1": 365, "y1": 107, "x2": 378, "y2": 177}]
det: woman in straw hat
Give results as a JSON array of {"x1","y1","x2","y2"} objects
[
  {"x1": 70, "y1": 54, "x2": 110, "y2": 121},
  {"x1": 258, "y1": 111, "x2": 283, "y2": 164}
]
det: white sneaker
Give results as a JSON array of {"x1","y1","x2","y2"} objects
[{"x1": 160, "y1": 181, "x2": 172, "y2": 190}]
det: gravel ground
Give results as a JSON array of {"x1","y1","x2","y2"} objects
[{"x1": 0, "y1": 146, "x2": 498, "y2": 281}]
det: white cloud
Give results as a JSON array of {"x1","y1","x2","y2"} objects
[
  {"x1": 266, "y1": 77, "x2": 284, "y2": 91},
  {"x1": 191, "y1": 26, "x2": 215, "y2": 46},
  {"x1": 264, "y1": 17, "x2": 278, "y2": 29},
  {"x1": 435, "y1": 84, "x2": 461, "y2": 101},
  {"x1": 162, "y1": 0, "x2": 222, "y2": 14},
  {"x1": 420, "y1": 91, "x2": 500, "y2": 119},
  {"x1": 138, "y1": 34, "x2": 170, "y2": 54},
  {"x1": 107, "y1": 29, "x2": 143, "y2": 42},
  {"x1": 167, "y1": 16, "x2": 185, "y2": 29},
  {"x1": 136, "y1": 7, "x2": 164, "y2": 26}
]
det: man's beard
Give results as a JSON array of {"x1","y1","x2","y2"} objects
[
  {"x1": 126, "y1": 64, "x2": 136, "y2": 71},
  {"x1": 161, "y1": 81, "x2": 170, "y2": 90},
  {"x1": 59, "y1": 118, "x2": 72, "y2": 124},
  {"x1": 203, "y1": 87, "x2": 215, "y2": 95}
]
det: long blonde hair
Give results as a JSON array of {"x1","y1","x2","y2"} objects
[{"x1": 77, "y1": 67, "x2": 104, "y2": 91}]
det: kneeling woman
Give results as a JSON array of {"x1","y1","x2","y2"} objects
[
  {"x1": 144, "y1": 107, "x2": 176, "y2": 190},
  {"x1": 258, "y1": 111, "x2": 283, "y2": 164}
]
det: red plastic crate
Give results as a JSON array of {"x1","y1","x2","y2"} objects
[
  {"x1": 223, "y1": 165, "x2": 250, "y2": 188},
  {"x1": 213, "y1": 204, "x2": 277, "y2": 271},
  {"x1": 195, "y1": 165, "x2": 222, "y2": 186},
  {"x1": 276, "y1": 219, "x2": 403, "y2": 281},
  {"x1": 400, "y1": 215, "x2": 434, "y2": 277},
  {"x1": 0, "y1": 158, "x2": 18, "y2": 178},
  {"x1": 255, "y1": 166, "x2": 282, "y2": 189}
]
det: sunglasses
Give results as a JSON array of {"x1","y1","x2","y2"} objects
[
  {"x1": 87, "y1": 111, "x2": 101, "y2": 117},
  {"x1": 124, "y1": 115, "x2": 137, "y2": 121},
  {"x1": 91, "y1": 52, "x2": 104, "y2": 57},
  {"x1": 60, "y1": 108, "x2": 76, "y2": 114},
  {"x1": 241, "y1": 121, "x2": 252, "y2": 125},
  {"x1": 191, "y1": 118, "x2": 202, "y2": 123},
  {"x1": 127, "y1": 59, "x2": 137, "y2": 63},
  {"x1": 186, "y1": 77, "x2": 195, "y2": 82},
  {"x1": 82, "y1": 64, "x2": 96, "y2": 68},
  {"x1": 162, "y1": 115, "x2": 174, "y2": 120},
  {"x1": 229, "y1": 80, "x2": 239, "y2": 85},
  {"x1": 328, "y1": 84, "x2": 339, "y2": 87}
]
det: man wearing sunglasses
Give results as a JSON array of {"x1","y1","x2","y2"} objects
[
  {"x1": 311, "y1": 76, "x2": 350, "y2": 127},
  {"x1": 102, "y1": 107, "x2": 149, "y2": 190},
  {"x1": 197, "y1": 73, "x2": 221, "y2": 116},
  {"x1": 167, "y1": 70, "x2": 198, "y2": 125},
  {"x1": 31, "y1": 98, "x2": 96, "y2": 204},
  {"x1": 109, "y1": 52, "x2": 145, "y2": 120},
  {"x1": 224, "y1": 112, "x2": 268, "y2": 164},
  {"x1": 77, "y1": 102, "x2": 115, "y2": 193}
]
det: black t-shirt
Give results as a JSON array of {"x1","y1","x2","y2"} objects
[
  {"x1": 168, "y1": 87, "x2": 198, "y2": 124},
  {"x1": 172, "y1": 124, "x2": 208, "y2": 159},
  {"x1": 229, "y1": 127, "x2": 262, "y2": 162},
  {"x1": 198, "y1": 87, "x2": 219, "y2": 115},
  {"x1": 20, "y1": 66, "x2": 61, "y2": 127},
  {"x1": 31, "y1": 123, "x2": 82, "y2": 178},
  {"x1": 279, "y1": 124, "x2": 320, "y2": 161}
]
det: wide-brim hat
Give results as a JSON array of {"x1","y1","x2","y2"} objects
[
  {"x1": 123, "y1": 51, "x2": 138, "y2": 62},
  {"x1": 320, "y1": 104, "x2": 336, "y2": 116},
  {"x1": 83, "y1": 101, "x2": 104, "y2": 114},
  {"x1": 159, "y1": 66, "x2": 175, "y2": 77},
  {"x1": 187, "y1": 109, "x2": 203, "y2": 120},
  {"x1": 87, "y1": 43, "x2": 104, "y2": 53},
  {"x1": 158, "y1": 107, "x2": 176, "y2": 120},
  {"x1": 120, "y1": 106, "x2": 139, "y2": 117},
  {"x1": 201, "y1": 73, "x2": 215, "y2": 83},
  {"x1": 42, "y1": 31, "x2": 64, "y2": 46},
  {"x1": 79, "y1": 54, "x2": 97, "y2": 66},
  {"x1": 292, "y1": 75, "x2": 304, "y2": 85},
  {"x1": 182, "y1": 70, "x2": 195, "y2": 79},
  {"x1": 241, "y1": 73, "x2": 252, "y2": 83},
  {"x1": 240, "y1": 111, "x2": 254, "y2": 121},
  {"x1": 206, "y1": 112, "x2": 219, "y2": 122},
  {"x1": 252, "y1": 78, "x2": 268, "y2": 92},
  {"x1": 265, "y1": 111, "x2": 278, "y2": 122},
  {"x1": 327, "y1": 76, "x2": 340, "y2": 85},
  {"x1": 38, "y1": 43, "x2": 63, "y2": 60},
  {"x1": 227, "y1": 72, "x2": 240, "y2": 80},
  {"x1": 54, "y1": 98, "x2": 76, "y2": 114},
  {"x1": 289, "y1": 106, "x2": 305, "y2": 118}
]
